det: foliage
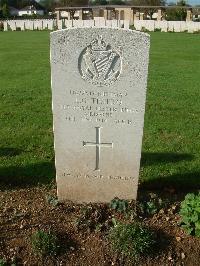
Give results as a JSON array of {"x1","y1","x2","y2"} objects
[
  {"x1": 109, "y1": 221, "x2": 155, "y2": 259},
  {"x1": 108, "y1": 0, "x2": 125, "y2": 5},
  {"x1": 31, "y1": 230, "x2": 60, "y2": 256},
  {"x1": 166, "y1": 8, "x2": 186, "y2": 21},
  {"x1": 46, "y1": 194, "x2": 59, "y2": 207},
  {"x1": 0, "y1": 259, "x2": 7, "y2": 266},
  {"x1": 76, "y1": 204, "x2": 111, "y2": 232},
  {"x1": 2, "y1": 3, "x2": 9, "y2": 18},
  {"x1": 138, "y1": 193, "x2": 166, "y2": 216},
  {"x1": 129, "y1": 0, "x2": 165, "y2": 5},
  {"x1": 89, "y1": 0, "x2": 107, "y2": 5},
  {"x1": 179, "y1": 192, "x2": 200, "y2": 237},
  {"x1": 109, "y1": 198, "x2": 129, "y2": 213},
  {"x1": 154, "y1": 28, "x2": 161, "y2": 32}
]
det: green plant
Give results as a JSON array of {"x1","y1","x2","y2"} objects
[
  {"x1": 0, "y1": 259, "x2": 7, "y2": 266},
  {"x1": 154, "y1": 28, "x2": 161, "y2": 32},
  {"x1": 76, "y1": 204, "x2": 111, "y2": 232},
  {"x1": 109, "y1": 221, "x2": 155, "y2": 259},
  {"x1": 31, "y1": 230, "x2": 59, "y2": 256},
  {"x1": 46, "y1": 195, "x2": 59, "y2": 207},
  {"x1": 110, "y1": 198, "x2": 129, "y2": 213},
  {"x1": 138, "y1": 193, "x2": 166, "y2": 216},
  {"x1": 179, "y1": 192, "x2": 200, "y2": 237}
]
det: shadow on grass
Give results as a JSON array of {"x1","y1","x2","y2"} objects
[
  {"x1": 140, "y1": 171, "x2": 200, "y2": 191},
  {"x1": 0, "y1": 147, "x2": 22, "y2": 157},
  {"x1": 141, "y1": 152, "x2": 194, "y2": 166},
  {"x1": 0, "y1": 162, "x2": 56, "y2": 190}
]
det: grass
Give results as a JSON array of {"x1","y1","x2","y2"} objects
[{"x1": 0, "y1": 31, "x2": 199, "y2": 190}]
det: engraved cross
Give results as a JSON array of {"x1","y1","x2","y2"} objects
[{"x1": 83, "y1": 127, "x2": 113, "y2": 171}]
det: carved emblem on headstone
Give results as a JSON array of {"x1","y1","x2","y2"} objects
[{"x1": 79, "y1": 36, "x2": 122, "y2": 86}]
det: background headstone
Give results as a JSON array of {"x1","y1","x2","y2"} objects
[
  {"x1": 3, "y1": 21, "x2": 8, "y2": 31},
  {"x1": 51, "y1": 28, "x2": 150, "y2": 203}
]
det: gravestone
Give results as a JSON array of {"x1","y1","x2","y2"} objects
[
  {"x1": 3, "y1": 21, "x2": 8, "y2": 31},
  {"x1": 160, "y1": 21, "x2": 168, "y2": 32},
  {"x1": 173, "y1": 21, "x2": 181, "y2": 32},
  {"x1": 180, "y1": 21, "x2": 186, "y2": 32},
  {"x1": 124, "y1": 20, "x2": 130, "y2": 30},
  {"x1": 48, "y1": 20, "x2": 54, "y2": 30},
  {"x1": 111, "y1": 20, "x2": 118, "y2": 29},
  {"x1": 10, "y1": 20, "x2": 16, "y2": 31},
  {"x1": 51, "y1": 27, "x2": 150, "y2": 203}
]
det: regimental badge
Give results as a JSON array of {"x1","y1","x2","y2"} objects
[{"x1": 79, "y1": 36, "x2": 122, "y2": 87}]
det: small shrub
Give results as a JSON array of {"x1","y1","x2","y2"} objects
[
  {"x1": 179, "y1": 192, "x2": 200, "y2": 237},
  {"x1": 0, "y1": 259, "x2": 7, "y2": 266},
  {"x1": 130, "y1": 25, "x2": 135, "y2": 30},
  {"x1": 138, "y1": 193, "x2": 166, "y2": 216},
  {"x1": 154, "y1": 28, "x2": 161, "y2": 32},
  {"x1": 110, "y1": 198, "x2": 129, "y2": 213},
  {"x1": 46, "y1": 195, "x2": 59, "y2": 207},
  {"x1": 141, "y1": 27, "x2": 149, "y2": 32},
  {"x1": 76, "y1": 204, "x2": 111, "y2": 232},
  {"x1": 109, "y1": 221, "x2": 155, "y2": 259},
  {"x1": 31, "y1": 230, "x2": 59, "y2": 256}
]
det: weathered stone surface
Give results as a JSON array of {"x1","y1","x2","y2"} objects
[{"x1": 51, "y1": 28, "x2": 150, "y2": 203}]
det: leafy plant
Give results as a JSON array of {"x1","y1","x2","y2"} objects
[
  {"x1": 138, "y1": 193, "x2": 166, "y2": 216},
  {"x1": 109, "y1": 221, "x2": 155, "y2": 260},
  {"x1": 179, "y1": 192, "x2": 200, "y2": 237},
  {"x1": 0, "y1": 259, "x2": 7, "y2": 266},
  {"x1": 46, "y1": 195, "x2": 59, "y2": 207},
  {"x1": 31, "y1": 230, "x2": 60, "y2": 256},
  {"x1": 110, "y1": 198, "x2": 129, "y2": 213},
  {"x1": 76, "y1": 204, "x2": 111, "y2": 232}
]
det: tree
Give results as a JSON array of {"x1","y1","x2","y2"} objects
[
  {"x1": 2, "y1": 3, "x2": 9, "y2": 17},
  {"x1": 58, "y1": 0, "x2": 89, "y2": 6},
  {"x1": 129, "y1": 0, "x2": 165, "y2": 5},
  {"x1": 166, "y1": 0, "x2": 187, "y2": 20},
  {"x1": 89, "y1": 0, "x2": 108, "y2": 5},
  {"x1": 39, "y1": 0, "x2": 55, "y2": 11}
]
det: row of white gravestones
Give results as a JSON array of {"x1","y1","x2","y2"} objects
[
  {"x1": 3, "y1": 19, "x2": 55, "y2": 31},
  {"x1": 3, "y1": 19, "x2": 129, "y2": 31},
  {"x1": 134, "y1": 20, "x2": 200, "y2": 33},
  {"x1": 50, "y1": 27, "x2": 150, "y2": 203},
  {"x1": 58, "y1": 19, "x2": 130, "y2": 30}
]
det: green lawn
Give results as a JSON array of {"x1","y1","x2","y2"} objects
[{"x1": 0, "y1": 31, "x2": 199, "y2": 190}]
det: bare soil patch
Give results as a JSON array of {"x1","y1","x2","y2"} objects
[{"x1": 0, "y1": 185, "x2": 200, "y2": 266}]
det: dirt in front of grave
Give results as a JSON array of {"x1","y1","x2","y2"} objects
[{"x1": 0, "y1": 186, "x2": 200, "y2": 266}]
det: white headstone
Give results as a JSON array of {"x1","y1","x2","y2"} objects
[
  {"x1": 168, "y1": 21, "x2": 174, "y2": 32},
  {"x1": 3, "y1": 21, "x2": 8, "y2": 31},
  {"x1": 145, "y1": 20, "x2": 155, "y2": 32},
  {"x1": 124, "y1": 20, "x2": 130, "y2": 30},
  {"x1": 180, "y1": 21, "x2": 186, "y2": 32},
  {"x1": 187, "y1": 22, "x2": 194, "y2": 33},
  {"x1": 20, "y1": 20, "x2": 25, "y2": 31},
  {"x1": 160, "y1": 21, "x2": 168, "y2": 32},
  {"x1": 9, "y1": 20, "x2": 16, "y2": 31},
  {"x1": 83, "y1": 20, "x2": 95, "y2": 28},
  {"x1": 58, "y1": 20, "x2": 63, "y2": 30},
  {"x1": 43, "y1": 20, "x2": 48, "y2": 29},
  {"x1": 48, "y1": 20, "x2": 54, "y2": 30},
  {"x1": 51, "y1": 28, "x2": 150, "y2": 203},
  {"x1": 173, "y1": 21, "x2": 181, "y2": 32},
  {"x1": 134, "y1": 20, "x2": 142, "y2": 31},
  {"x1": 111, "y1": 20, "x2": 118, "y2": 29},
  {"x1": 73, "y1": 20, "x2": 84, "y2": 28},
  {"x1": 65, "y1": 19, "x2": 73, "y2": 28}
]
